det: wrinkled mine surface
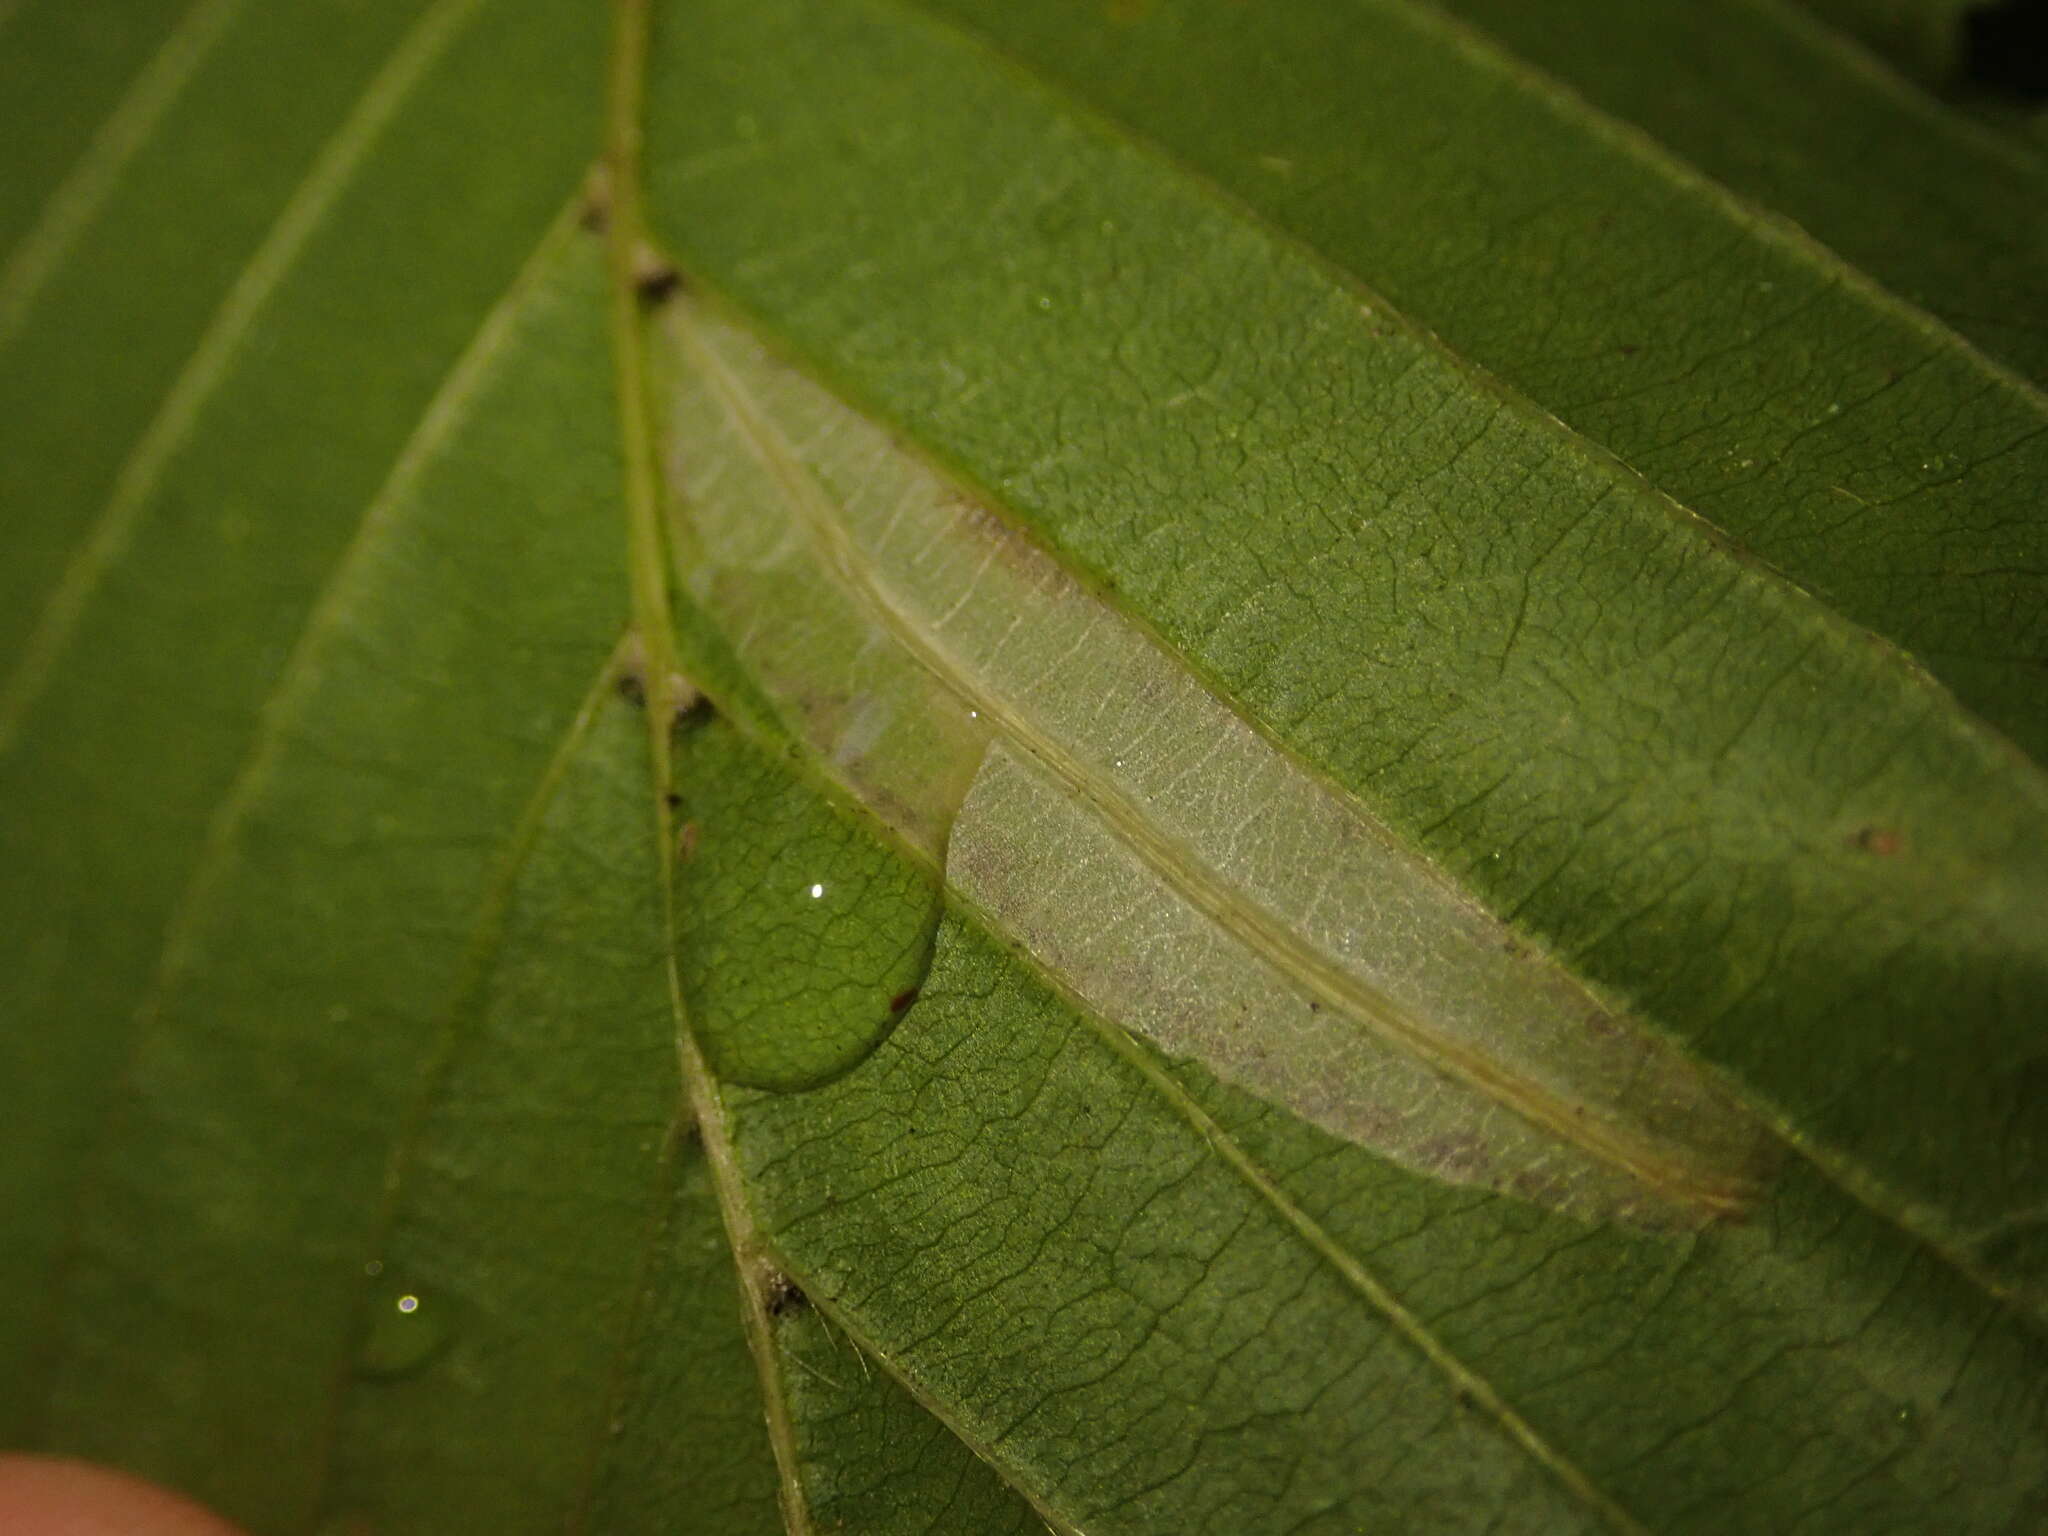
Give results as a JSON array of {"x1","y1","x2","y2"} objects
[{"x1": 658, "y1": 296, "x2": 1773, "y2": 1225}]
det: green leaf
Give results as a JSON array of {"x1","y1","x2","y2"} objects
[
  {"x1": 1432, "y1": 0, "x2": 2048, "y2": 382},
  {"x1": 1783, "y1": 0, "x2": 1978, "y2": 88},
  {"x1": 3, "y1": 0, "x2": 2045, "y2": 1533}
]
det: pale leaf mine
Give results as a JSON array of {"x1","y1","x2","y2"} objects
[{"x1": 656, "y1": 297, "x2": 1775, "y2": 1228}]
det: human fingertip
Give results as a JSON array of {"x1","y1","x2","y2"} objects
[{"x1": 0, "y1": 1454, "x2": 248, "y2": 1536}]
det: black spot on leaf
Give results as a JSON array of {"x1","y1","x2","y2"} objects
[
  {"x1": 634, "y1": 257, "x2": 684, "y2": 306},
  {"x1": 764, "y1": 1272, "x2": 807, "y2": 1319}
]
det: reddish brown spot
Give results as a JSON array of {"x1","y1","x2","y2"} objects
[
  {"x1": 889, "y1": 988, "x2": 920, "y2": 1013},
  {"x1": 1854, "y1": 825, "x2": 1903, "y2": 856},
  {"x1": 676, "y1": 820, "x2": 700, "y2": 862},
  {"x1": 664, "y1": 791, "x2": 682, "y2": 809},
  {"x1": 1617, "y1": 343, "x2": 1640, "y2": 357}
]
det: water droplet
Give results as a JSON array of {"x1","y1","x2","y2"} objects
[
  {"x1": 674, "y1": 723, "x2": 942, "y2": 1091},
  {"x1": 1034, "y1": 294, "x2": 1053, "y2": 312},
  {"x1": 362, "y1": 1259, "x2": 383, "y2": 1278},
  {"x1": 356, "y1": 1275, "x2": 451, "y2": 1380}
]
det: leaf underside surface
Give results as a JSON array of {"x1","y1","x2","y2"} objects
[{"x1": 1, "y1": 1, "x2": 2044, "y2": 1534}]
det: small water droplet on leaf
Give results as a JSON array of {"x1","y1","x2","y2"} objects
[{"x1": 356, "y1": 1276, "x2": 451, "y2": 1380}]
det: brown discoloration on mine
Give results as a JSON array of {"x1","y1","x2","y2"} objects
[
  {"x1": 951, "y1": 497, "x2": 1067, "y2": 587},
  {"x1": 676, "y1": 820, "x2": 700, "y2": 862},
  {"x1": 1854, "y1": 825, "x2": 1903, "y2": 856}
]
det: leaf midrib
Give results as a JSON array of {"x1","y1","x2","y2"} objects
[
  {"x1": 5, "y1": 0, "x2": 1021, "y2": 1520},
  {"x1": 604, "y1": 3, "x2": 829, "y2": 1530}
]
